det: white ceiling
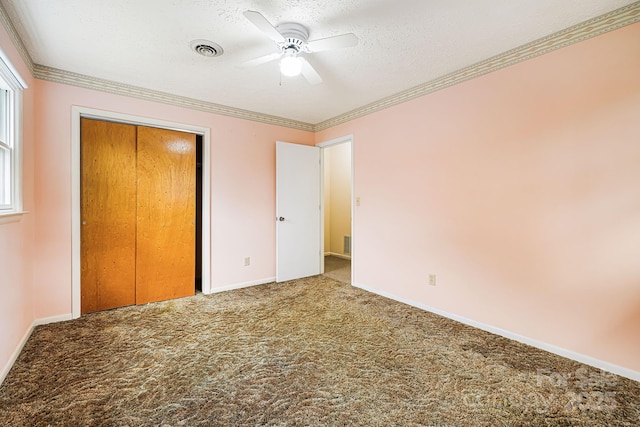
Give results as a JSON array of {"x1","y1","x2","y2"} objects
[{"x1": 1, "y1": 0, "x2": 635, "y2": 125}]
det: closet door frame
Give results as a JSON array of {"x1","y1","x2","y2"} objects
[{"x1": 70, "y1": 106, "x2": 212, "y2": 319}]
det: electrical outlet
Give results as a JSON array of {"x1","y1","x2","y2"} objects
[
  {"x1": 428, "y1": 274, "x2": 436, "y2": 286},
  {"x1": 244, "y1": 257, "x2": 251, "y2": 266},
  {"x1": 356, "y1": 197, "x2": 361, "y2": 206}
]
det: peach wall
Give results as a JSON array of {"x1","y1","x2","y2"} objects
[
  {"x1": 316, "y1": 23, "x2": 640, "y2": 373},
  {"x1": 0, "y1": 24, "x2": 36, "y2": 379},
  {"x1": 33, "y1": 81, "x2": 314, "y2": 319}
]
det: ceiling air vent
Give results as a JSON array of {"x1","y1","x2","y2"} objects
[{"x1": 190, "y1": 39, "x2": 224, "y2": 57}]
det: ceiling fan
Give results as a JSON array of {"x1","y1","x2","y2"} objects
[{"x1": 239, "y1": 10, "x2": 359, "y2": 85}]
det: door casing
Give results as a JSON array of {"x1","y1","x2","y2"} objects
[{"x1": 71, "y1": 106, "x2": 212, "y2": 319}]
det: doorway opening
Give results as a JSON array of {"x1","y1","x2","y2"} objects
[{"x1": 319, "y1": 137, "x2": 353, "y2": 284}]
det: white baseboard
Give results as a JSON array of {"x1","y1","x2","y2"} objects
[
  {"x1": 33, "y1": 313, "x2": 73, "y2": 326},
  {"x1": 210, "y1": 277, "x2": 276, "y2": 293},
  {"x1": 325, "y1": 252, "x2": 351, "y2": 260},
  {"x1": 352, "y1": 282, "x2": 640, "y2": 383},
  {"x1": 0, "y1": 322, "x2": 33, "y2": 386},
  {"x1": 1, "y1": 313, "x2": 73, "y2": 385}
]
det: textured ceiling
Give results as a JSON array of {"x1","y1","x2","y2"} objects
[{"x1": 1, "y1": 0, "x2": 636, "y2": 125}]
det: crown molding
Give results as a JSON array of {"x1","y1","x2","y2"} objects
[
  {"x1": 33, "y1": 65, "x2": 315, "y2": 132},
  {"x1": 0, "y1": 1, "x2": 34, "y2": 74},
  {"x1": 315, "y1": 2, "x2": 640, "y2": 131},
  {"x1": 1, "y1": 1, "x2": 639, "y2": 133}
]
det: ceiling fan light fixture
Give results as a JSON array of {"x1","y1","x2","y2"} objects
[
  {"x1": 242, "y1": 11, "x2": 356, "y2": 85},
  {"x1": 280, "y1": 52, "x2": 302, "y2": 77}
]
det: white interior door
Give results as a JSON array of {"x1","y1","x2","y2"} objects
[{"x1": 276, "y1": 141, "x2": 321, "y2": 282}]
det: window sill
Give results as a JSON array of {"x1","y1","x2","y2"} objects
[{"x1": 0, "y1": 210, "x2": 29, "y2": 225}]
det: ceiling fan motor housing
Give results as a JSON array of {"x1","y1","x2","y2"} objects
[{"x1": 276, "y1": 23, "x2": 309, "y2": 53}]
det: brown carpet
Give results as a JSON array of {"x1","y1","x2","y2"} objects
[
  {"x1": 1, "y1": 277, "x2": 639, "y2": 426},
  {"x1": 323, "y1": 255, "x2": 351, "y2": 284}
]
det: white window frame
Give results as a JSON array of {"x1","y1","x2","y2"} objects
[{"x1": 0, "y1": 53, "x2": 26, "y2": 224}]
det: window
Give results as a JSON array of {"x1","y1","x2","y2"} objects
[
  {"x1": 0, "y1": 88, "x2": 11, "y2": 208},
  {"x1": 0, "y1": 54, "x2": 26, "y2": 220}
]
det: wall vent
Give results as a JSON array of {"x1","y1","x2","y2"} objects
[{"x1": 344, "y1": 236, "x2": 351, "y2": 256}]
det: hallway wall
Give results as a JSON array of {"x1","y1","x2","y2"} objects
[{"x1": 323, "y1": 143, "x2": 352, "y2": 257}]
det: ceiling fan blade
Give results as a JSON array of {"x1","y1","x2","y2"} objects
[
  {"x1": 307, "y1": 33, "x2": 358, "y2": 53},
  {"x1": 299, "y1": 57, "x2": 323, "y2": 85},
  {"x1": 243, "y1": 10, "x2": 285, "y2": 43},
  {"x1": 237, "y1": 52, "x2": 282, "y2": 68}
]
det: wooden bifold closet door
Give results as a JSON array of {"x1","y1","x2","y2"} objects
[
  {"x1": 81, "y1": 119, "x2": 137, "y2": 313},
  {"x1": 81, "y1": 118, "x2": 196, "y2": 314},
  {"x1": 135, "y1": 126, "x2": 196, "y2": 305}
]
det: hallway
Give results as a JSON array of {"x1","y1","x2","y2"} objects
[{"x1": 323, "y1": 255, "x2": 350, "y2": 284}]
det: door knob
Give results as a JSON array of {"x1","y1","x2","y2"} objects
[{"x1": 278, "y1": 217, "x2": 285, "y2": 222}]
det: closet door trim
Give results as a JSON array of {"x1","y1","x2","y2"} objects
[{"x1": 71, "y1": 106, "x2": 211, "y2": 319}]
